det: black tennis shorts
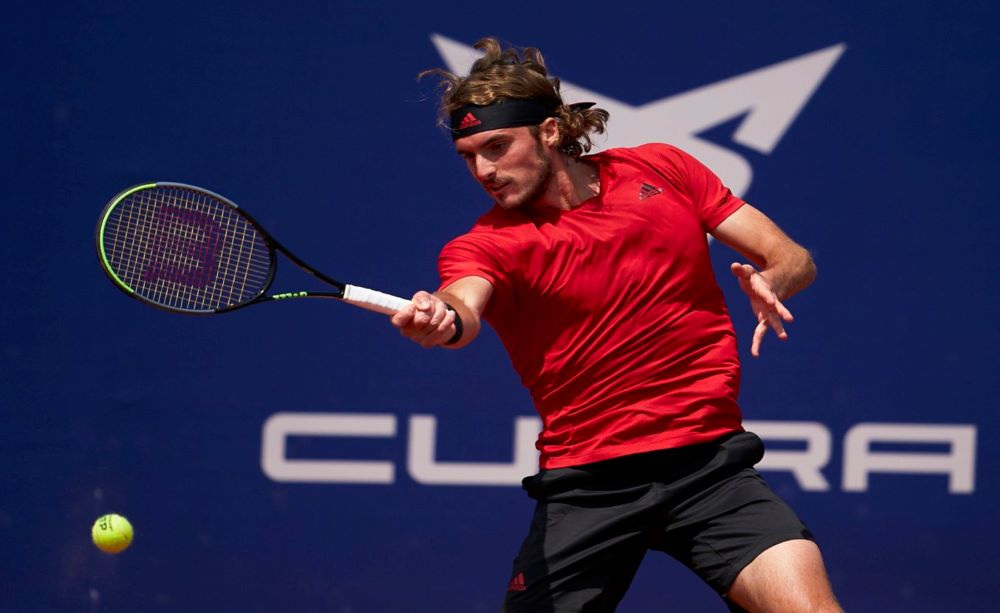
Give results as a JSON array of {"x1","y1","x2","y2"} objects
[{"x1": 502, "y1": 431, "x2": 814, "y2": 613}]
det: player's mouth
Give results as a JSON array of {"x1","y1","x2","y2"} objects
[{"x1": 489, "y1": 182, "x2": 510, "y2": 196}]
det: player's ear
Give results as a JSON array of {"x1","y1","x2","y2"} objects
[{"x1": 538, "y1": 117, "x2": 560, "y2": 148}]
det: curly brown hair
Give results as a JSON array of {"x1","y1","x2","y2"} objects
[{"x1": 420, "y1": 37, "x2": 610, "y2": 157}]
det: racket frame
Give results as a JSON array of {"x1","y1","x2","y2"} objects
[{"x1": 96, "y1": 181, "x2": 359, "y2": 315}]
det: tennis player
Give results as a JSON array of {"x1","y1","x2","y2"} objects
[{"x1": 392, "y1": 38, "x2": 841, "y2": 613}]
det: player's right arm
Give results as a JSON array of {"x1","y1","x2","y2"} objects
[{"x1": 390, "y1": 276, "x2": 493, "y2": 349}]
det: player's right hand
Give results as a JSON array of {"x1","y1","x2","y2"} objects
[{"x1": 391, "y1": 290, "x2": 457, "y2": 348}]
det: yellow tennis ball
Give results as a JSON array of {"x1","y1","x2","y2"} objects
[{"x1": 91, "y1": 513, "x2": 133, "y2": 554}]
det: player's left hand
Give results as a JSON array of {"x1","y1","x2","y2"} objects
[{"x1": 730, "y1": 262, "x2": 794, "y2": 358}]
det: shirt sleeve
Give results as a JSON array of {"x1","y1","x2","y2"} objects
[
  {"x1": 437, "y1": 232, "x2": 506, "y2": 293},
  {"x1": 638, "y1": 143, "x2": 746, "y2": 230}
]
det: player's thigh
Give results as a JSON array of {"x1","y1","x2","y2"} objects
[{"x1": 727, "y1": 539, "x2": 841, "y2": 613}]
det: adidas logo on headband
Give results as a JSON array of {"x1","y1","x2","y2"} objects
[
  {"x1": 457, "y1": 113, "x2": 482, "y2": 130},
  {"x1": 448, "y1": 99, "x2": 599, "y2": 140},
  {"x1": 449, "y1": 98, "x2": 557, "y2": 140}
]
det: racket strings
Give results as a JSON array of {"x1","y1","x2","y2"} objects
[{"x1": 101, "y1": 187, "x2": 272, "y2": 311}]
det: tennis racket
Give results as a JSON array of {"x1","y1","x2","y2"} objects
[{"x1": 96, "y1": 182, "x2": 411, "y2": 315}]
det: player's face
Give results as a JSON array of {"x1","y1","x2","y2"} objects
[{"x1": 454, "y1": 127, "x2": 553, "y2": 210}]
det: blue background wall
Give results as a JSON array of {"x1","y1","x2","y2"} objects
[{"x1": 2, "y1": 1, "x2": 997, "y2": 611}]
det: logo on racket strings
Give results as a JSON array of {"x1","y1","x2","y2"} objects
[{"x1": 142, "y1": 205, "x2": 222, "y2": 288}]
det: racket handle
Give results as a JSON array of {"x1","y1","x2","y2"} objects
[{"x1": 342, "y1": 284, "x2": 411, "y2": 315}]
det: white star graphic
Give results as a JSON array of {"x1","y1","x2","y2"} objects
[{"x1": 431, "y1": 34, "x2": 845, "y2": 197}]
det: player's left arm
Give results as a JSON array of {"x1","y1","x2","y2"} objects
[{"x1": 710, "y1": 204, "x2": 817, "y2": 357}]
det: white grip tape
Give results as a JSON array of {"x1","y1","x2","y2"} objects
[{"x1": 342, "y1": 284, "x2": 411, "y2": 315}]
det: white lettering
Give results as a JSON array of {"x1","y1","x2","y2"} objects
[
  {"x1": 407, "y1": 415, "x2": 541, "y2": 485},
  {"x1": 745, "y1": 420, "x2": 832, "y2": 491},
  {"x1": 261, "y1": 413, "x2": 397, "y2": 484},
  {"x1": 843, "y1": 423, "x2": 977, "y2": 494},
  {"x1": 260, "y1": 414, "x2": 978, "y2": 494}
]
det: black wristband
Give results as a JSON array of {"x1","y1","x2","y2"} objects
[{"x1": 443, "y1": 303, "x2": 464, "y2": 346}]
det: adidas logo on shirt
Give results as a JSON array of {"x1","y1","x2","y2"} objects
[{"x1": 639, "y1": 183, "x2": 663, "y2": 199}]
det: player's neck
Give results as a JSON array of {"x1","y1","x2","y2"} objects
[{"x1": 537, "y1": 154, "x2": 600, "y2": 211}]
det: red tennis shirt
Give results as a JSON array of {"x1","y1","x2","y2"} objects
[{"x1": 438, "y1": 143, "x2": 746, "y2": 469}]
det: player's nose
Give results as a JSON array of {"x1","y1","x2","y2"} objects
[{"x1": 474, "y1": 156, "x2": 496, "y2": 182}]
